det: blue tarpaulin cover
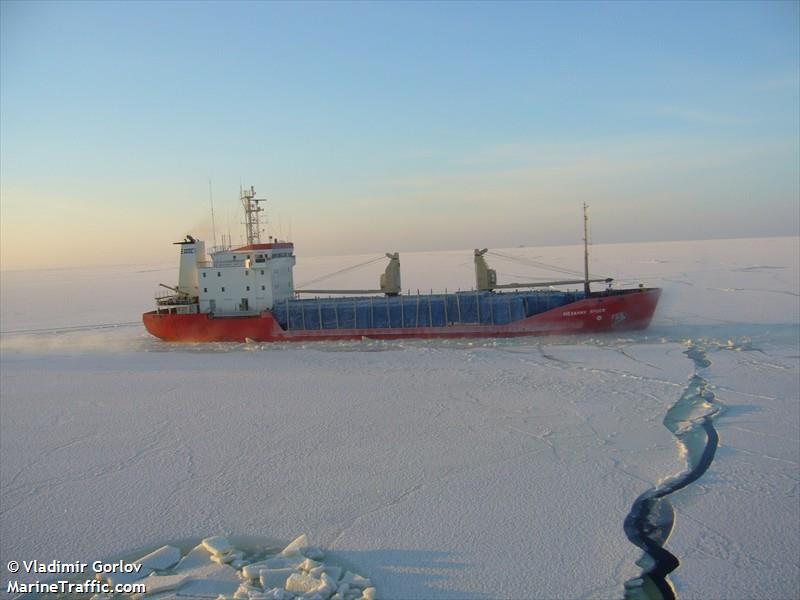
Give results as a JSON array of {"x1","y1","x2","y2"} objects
[{"x1": 272, "y1": 290, "x2": 585, "y2": 331}]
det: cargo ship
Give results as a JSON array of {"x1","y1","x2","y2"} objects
[{"x1": 143, "y1": 187, "x2": 660, "y2": 343}]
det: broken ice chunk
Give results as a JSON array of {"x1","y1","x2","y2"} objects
[
  {"x1": 267, "y1": 556, "x2": 299, "y2": 569},
  {"x1": 634, "y1": 554, "x2": 655, "y2": 571},
  {"x1": 132, "y1": 571, "x2": 190, "y2": 598},
  {"x1": 202, "y1": 536, "x2": 234, "y2": 556},
  {"x1": 280, "y1": 534, "x2": 308, "y2": 557},
  {"x1": 624, "y1": 577, "x2": 645, "y2": 589},
  {"x1": 317, "y1": 572, "x2": 337, "y2": 597},
  {"x1": 233, "y1": 583, "x2": 259, "y2": 599},
  {"x1": 242, "y1": 557, "x2": 298, "y2": 580},
  {"x1": 303, "y1": 547, "x2": 325, "y2": 561},
  {"x1": 339, "y1": 572, "x2": 371, "y2": 590},
  {"x1": 285, "y1": 572, "x2": 320, "y2": 594},
  {"x1": 176, "y1": 577, "x2": 240, "y2": 598},
  {"x1": 244, "y1": 555, "x2": 301, "y2": 578},
  {"x1": 240, "y1": 583, "x2": 274, "y2": 599},
  {"x1": 138, "y1": 562, "x2": 239, "y2": 599},
  {"x1": 211, "y1": 551, "x2": 243, "y2": 565},
  {"x1": 361, "y1": 587, "x2": 376, "y2": 600},
  {"x1": 136, "y1": 545, "x2": 182, "y2": 571},
  {"x1": 104, "y1": 567, "x2": 153, "y2": 588},
  {"x1": 260, "y1": 568, "x2": 295, "y2": 590},
  {"x1": 299, "y1": 558, "x2": 321, "y2": 572},
  {"x1": 322, "y1": 567, "x2": 342, "y2": 581},
  {"x1": 242, "y1": 561, "x2": 269, "y2": 580},
  {"x1": 176, "y1": 545, "x2": 213, "y2": 571}
]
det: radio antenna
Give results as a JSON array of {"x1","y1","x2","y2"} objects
[{"x1": 208, "y1": 178, "x2": 218, "y2": 249}]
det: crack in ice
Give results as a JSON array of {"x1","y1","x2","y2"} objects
[{"x1": 622, "y1": 343, "x2": 724, "y2": 600}]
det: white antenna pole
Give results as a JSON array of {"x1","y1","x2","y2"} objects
[
  {"x1": 583, "y1": 202, "x2": 590, "y2": 297},
  {"x1": 227, "y1": 202, "x2": 232, "y2": 250},
  {"x1": 208, "y1": 178, "x2": 218, "y2": 249}
]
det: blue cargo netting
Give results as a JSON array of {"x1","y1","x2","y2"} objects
[{"x1": 271, "y1": 290, "x2": 585, "y2": 331}]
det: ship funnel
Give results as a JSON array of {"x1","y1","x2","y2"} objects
[
  {"x1": 175, "y1": 235, "x2": 206, "y2": 297},
  {"x1": 474, "y1": 248, "x2": 497, "y2": 291},
  {"x1": 380, "y1": 252, "x2": 401, "y2": 296}
]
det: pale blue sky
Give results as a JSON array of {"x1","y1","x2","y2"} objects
[{"x1": 1, "y1": 1, "x2": 798, "y2": 269}]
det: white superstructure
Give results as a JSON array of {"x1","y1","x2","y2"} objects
[
  {"x1": 197, "y1": 242, "x2": 296, "y2": 314},
  {"x1": 157, "y1": 186, "x2": 297, "y2": 316}
]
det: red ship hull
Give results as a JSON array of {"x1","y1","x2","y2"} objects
[{"x1": 143, "y1": 288, "x2": 661, "y2": 343}]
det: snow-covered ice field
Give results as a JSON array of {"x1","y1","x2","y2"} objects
[{"x1": 1, "y1": 237, "x2": 798, "y2": 599}]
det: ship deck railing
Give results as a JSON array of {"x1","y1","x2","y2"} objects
[{"x1": 155, "y1": 291, "x2": 197, "y2": 306}]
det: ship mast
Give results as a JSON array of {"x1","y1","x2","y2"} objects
[
  {"x1": 583, "y1": 202, "x2": 590, "y2": 297},
  {"x1": 241, "y1": 185, "x2": 267, "y2": 246}
]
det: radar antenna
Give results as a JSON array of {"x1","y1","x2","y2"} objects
[{"x1": 241, "y1": 185, "x2": 267, "y2": 245}]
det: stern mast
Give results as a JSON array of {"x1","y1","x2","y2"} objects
[{"x1": 583, "y1": 202, "x2": 590, "y2": 297}]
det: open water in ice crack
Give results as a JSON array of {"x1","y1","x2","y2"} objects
[{"x1": 623, "y1": 344, "x2": 723, "y2": 600}]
